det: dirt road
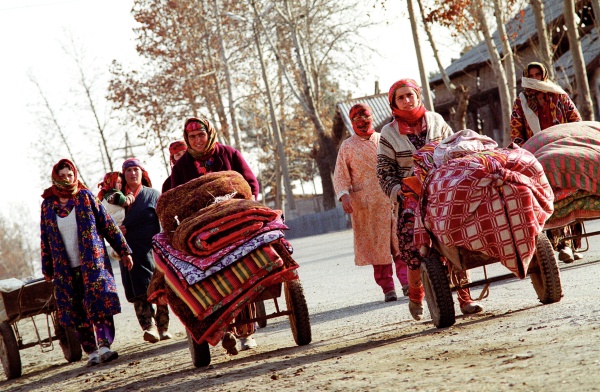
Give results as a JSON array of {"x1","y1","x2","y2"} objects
[{"x1": 2, "y1": 225, "x2": 600, "y2": 391}]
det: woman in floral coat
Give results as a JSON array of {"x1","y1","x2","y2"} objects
[{"x1": 41, "y1": 158, "x2": 133, "y2": 367}]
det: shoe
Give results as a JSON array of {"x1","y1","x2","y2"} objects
[
  {"x1": 384, "y1": 290, "x2": 398, "y2": 302},
  {"x1": 460, "y1": 301, "x2": 484, "y2": 315},
  {"x1": 86, "y1": 351, "x2": 100, "y2": 367},
  {"x1": 401, "y1": 285, "x2": 409, "y2": 297},
  {"x1": 159, "y1": 330, "x2": 173, "y2": 341},
  {"x1": 98, "y1": 347, "x2": 118, "y2": 363},
  {"x1": 143, "y1": 325, "x2": 160, "y2": 343},
  {"x1": 408, "y1": 300, "x2": 423, "y2": 321},
  {"x1": 222, "y1": 332, "x2": 238, "y2": 355},
  {"x1": 558, "y1": 247, "x2": 574, "y2": 263},
  {"x1": 573, "y1": 252, "x2": 583, "y2": 260},
  {"x1": 240, "y1": 337, "x2": 257, "y2": 351}
]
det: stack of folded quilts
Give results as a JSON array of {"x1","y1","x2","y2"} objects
[{"x1": 150, "y1": 171, "x2": 298, "y2": 345}]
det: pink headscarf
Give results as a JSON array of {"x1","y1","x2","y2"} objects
[
  {"x1": 388, "y1": 79, "x2": 427, "y2": 135},
  {"x1": 349, "y1": 103, "x2": 375, "y2": 137}
]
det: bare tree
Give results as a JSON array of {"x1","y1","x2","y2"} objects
[
  {"x1": 530, "y1": 0, "x2": 556, "y2": 81},
  {"x1": 0, "y1": 209, "x2": 38, "y2": 280},
  {"x1": 417, "y1": 0, "x2": 469, "y2": 130},
  {"x1": 564, "y1": 0, "x2": 594, "y2": 120},
  {"x1": 493, "y1": 0, "x2": 517, "y2": 103}
]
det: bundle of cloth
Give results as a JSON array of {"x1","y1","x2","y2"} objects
[
  {"x1": 521, "y1": 121, "x2": 600, "y2": 229},
  {"x1": 156, "y1": 171, "x2": 253, "y2": 241},
  {"x1": 150, "y1": 170, "x2": 298, "y2": 345},
  {"x1": 412, "y1": 130, "x2": 554, "y2": 279}
]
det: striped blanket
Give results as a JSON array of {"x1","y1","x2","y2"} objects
[
  {"x1": 151, "y1": 244, "x2": 287, "y2": 321},
  {"x1": 522, "y1": 121, "x2": 600, "y2": 198},
  {"x1": 414, "y1": 138, "x2": 554, "y2": 278},
  {"x1": 152, "y1": 230, "x2": 286, "y2": 286},
  {"x1": 172, "y1": 199, "x2": 281, "y2": 256}
]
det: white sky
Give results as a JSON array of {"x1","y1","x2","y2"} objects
[{"x1": 0, "y1": 0, "x2": 461, "y2": 222}]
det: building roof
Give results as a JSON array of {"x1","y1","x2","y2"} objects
[
  {"x1": 430, "y1": 0, "x2": 565, "y2": 84},
  {"x1": 554, "y1": 28, "x2": 600, "y2": 86},
  {"x1": 336, "y1": 93, "x2": 391, "y2": 135}
]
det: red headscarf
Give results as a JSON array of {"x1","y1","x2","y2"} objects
[
  {"x1": 388, "y1": 79, "x2": 427, "y2": 135},
  {"x1": 349, "y1": 103, "x2": 375, "y2": 137},
  {"x1": 97, "y1": 172, "x2": 122, "y2": 201},
  {"x1": 168, "y1": 140, "x2": 187, "y2": 167},
  {"x1": 41, "y1": 158, "x2": 88, "y2": 200}
]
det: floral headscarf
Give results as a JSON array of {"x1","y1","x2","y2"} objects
[
  {"x1": 349, "y1": 103, "x2": 375, "y2": 137},
  {"x1": 183, "y1": 117, "x2": 217, "y2": 160},
  {"x1": 41, "y1": 158, "x2": 88, "y2": 200},
  {"x1": 97, "y1": 172, "x2": 122, "y2": 201},
  {"x1": 388, "y1": 79, "x2": 427, "y2": 135}
]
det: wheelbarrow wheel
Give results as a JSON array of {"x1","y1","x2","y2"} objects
[
  {"x1": 56, "y1": 324, "x2": 82, "y2": 363},
  {"x1": 256, "y1": 300, "x2": 267, "y2": 328},
  {"x1": 284, "y1": 280, "x2": 311, "y2": 346},
  {"x1": 0, "y1": 321, "x2": 21, "y2": 380},
  {"x1": 530, "y1": 232, "x2": 562, "y2": 304},
  {"x1": 421, "y1": 254, "x2": 456, "y2": 328},
  {"x1": 187, "y1": 331, "x2": 211, "y2": 367}
]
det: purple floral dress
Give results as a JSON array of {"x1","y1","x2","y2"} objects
[{"x1": 41, "y1": 189, "x2": 131, "y2": 328}]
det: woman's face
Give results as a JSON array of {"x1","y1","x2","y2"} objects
[
  {"x1": 124, "y1": 166, "x2": 142, "y2": 188},
  {"x1": 173, "y1": 150, "x2": 186, "y2": 161},
  {"x1": 57, "y1": 167, "x2": 74, "y2": 183},
  {"x1": 115, "y1": 176, "x2": 122, "y2": 191},
  {"x1": 394, "y1": 86, "x2": 420, "y2": 111},
  {"x1": 528, "y1": 66, "x2": 544, "y2": 81},
  {"x1": 187, "y1": 129, "x2": 209, "y2": 152}
]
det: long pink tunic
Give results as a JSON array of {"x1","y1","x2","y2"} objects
[{"x1": 333, "y1": 133, "x2": 396, "y2": 266}]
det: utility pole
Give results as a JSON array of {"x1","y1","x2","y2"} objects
[{"x1": 407, "y1": 0, "x2": 434, "y2": 110}]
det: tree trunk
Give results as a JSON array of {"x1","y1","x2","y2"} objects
[
  {"x1": 416, "y1": 0, "x2": 468, "y2": 129},
  {"x1": 407, "y1": 0, "x2": 434, "y2": 110},
  {"x1": 564, "y1": 0, "x2": 594, "y2": 120},
  {"x1": 493, "y1": 0, "x2": 516, "y2": 104},
  {"x1": 474, "y1": 2, "x2": 512, "y2": 145},
  {"x1": 530, "y1": 0, "x2": 556, "y2": 81},
  {"x1": 252, "y1": 21, "x2": 295, "y2": 211},
  {"x1": 213, "y1": 0, "x2": 242, "y2": 150},
  {"x1": 591, "y1": 0, "x2": 600, "y2": 38}
]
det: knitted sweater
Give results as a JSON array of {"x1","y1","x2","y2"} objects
[{"x1": 377, "y1": 111, "x2": 453, "y2": 203}]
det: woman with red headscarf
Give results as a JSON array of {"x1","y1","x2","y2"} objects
[
  {"x1": 334, "y1": 103, "x2": 408, "y2": 302},
  {"x1": 41, "y1": 159, "x2": 133, "y2": 367},
  {"x1": 377, "y1": 79, "x2": 483, "y2": 320},
  {"x1": 161, "y1": 140, "x2": 188, "y2": 193},
  {"x1": 170, "y1": 117, "x2": 259, "y2": 198}
]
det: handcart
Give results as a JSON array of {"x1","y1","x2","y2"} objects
[
  {"x1": 0, "y1": 278, "x2": 81, "y2": 380},
  {"x1": 421, "y1": 232, "x2": 562, "y2": 329},
  {"x1": 186, "y1": 276, "x2": 311, "y2": 367}
]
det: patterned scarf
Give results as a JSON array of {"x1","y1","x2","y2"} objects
[
  {"x1": 41, "y1": 158, "x2": 87, "y2": 200},
  {"x1": 349, "y1": 103, "x2": 375, "y2": 137},
  {"x1": 184, "y1": 118, "x2": 217, "y2": 161},
  {"x1": 388, "y1": 79, "x2": 427, "y2": 135},
  {"x1": 97, "y1": 172, "x2": 122, "y2": 201}
]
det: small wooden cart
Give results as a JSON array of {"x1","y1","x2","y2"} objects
[{"x1": 0, "y1": 278, "x2": 81, "y2": 380}]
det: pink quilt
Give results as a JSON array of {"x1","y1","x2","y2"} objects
[{"x1": 413, "y1": 142, "x2": 554, "y2": 278}]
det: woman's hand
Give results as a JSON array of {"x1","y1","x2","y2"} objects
[
  {"x1": 121, "y1": 254, "x2": 134, "y2": 271},
  {"x1": 43, "y1": 274, "x2": 52, "y2": 282},
  {"x1": 341, "y1": 194, "x2": 353, "y2": 214},
  {"x1": 119, "y1": 225, "x2": 127, "y2": 235}
]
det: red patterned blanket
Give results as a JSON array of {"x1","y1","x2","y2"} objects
[
  {"x1": 413, "y1": 141, "x2": 554, "y2": 278},
  {"x1": 522, "y1": 121, "x2": 600, "y2": 198}
]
